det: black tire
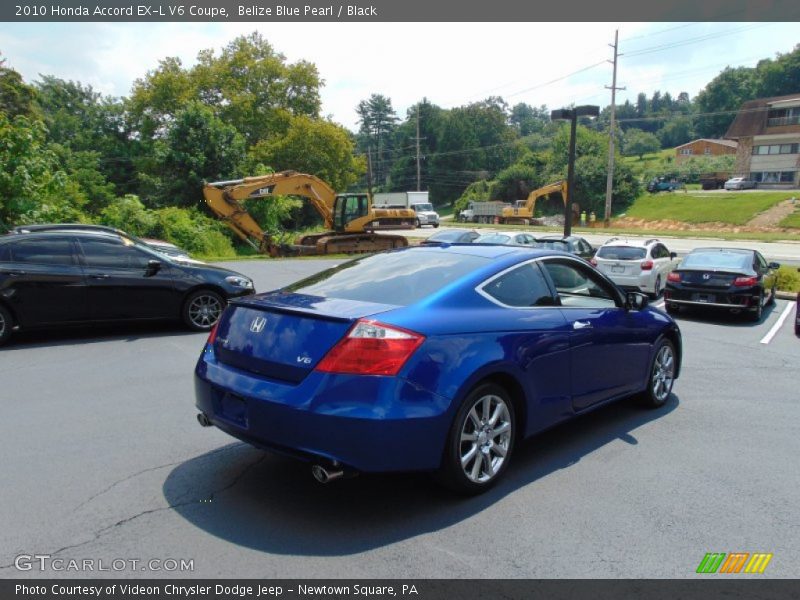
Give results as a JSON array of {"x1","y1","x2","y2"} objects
[
  {"x1": 436, "y1": 382, "x2": 515, "y2": 495},
  {"x1": 182, "y1": 289, "x2": 225, "y2": 331},
  {"x1": 766, "y1": 285, "x2": 776, "y2": 307},
  {"x1": 650, "y1": 275, "x2": 662, "y2": 299},
  {"x1": 415, "y1": 218, "x2": 421, "y2": 228},
  {"x1": 0, "y1": 303, "x2": 13, "y2": 347},
  {"x1": 665, "y1": 303, "x2": 678, "y2": 316},
  {"x1": 639, "y1": 338, "x2": 676, "y2": 408},
  {"x1": 748, "y1": 292, "x2": 764, "y2": 322},
  {"x1": 433, "y1": 223, "x2": 440, "y2": 228}
]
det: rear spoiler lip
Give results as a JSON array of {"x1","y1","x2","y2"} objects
[{"x1": 228, "y1": 293, "x2": 399, "y2": 323}]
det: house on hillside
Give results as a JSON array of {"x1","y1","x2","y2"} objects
[
  {"x1": 674, "y1": 139, "x2": 737, "y2": 164},
  {"x1": 725, "y1": 93, "x2": 800, "y2": 188}
]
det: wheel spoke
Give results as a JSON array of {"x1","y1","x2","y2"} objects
[
  {"x1": 481, "y1": 397, "x2": 491, "y2": 421},
  {"x1": 470, "y1": 452, "x2": 483, "y2": 481},
  {"x1": 461, "y1": 444, "x2": 478, "y2": 467},
  {"x1": 492, "y1": 444, "x2": 507, "y2": 458},
  {"x1": 461, "y1": 431, "x2": 477, "y2": 443},
  {"x1": 493, "y1": 422, "x2": 510, "y2": 437},
  {"x1": 468, "y1": 408, "x2": 481, "y2": 429},
  {"x1": 489, "y1": 403, "x2": 504, "y2": 427},
  {"x1": 483, "y1": 453, "x2": 495, "y2": 478}
]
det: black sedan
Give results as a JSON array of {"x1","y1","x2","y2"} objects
[
  {"x1": 420, "y1": 228, "x2": 480, "y2": 245},
  {"x1": 534, "y1": 235, "x2": 595, "y2": 260},
  {"x1": 664, "y1": 248, "x2": 779, "y2": 321},
  {"x1": 0, "y1": 229, "x2": 254, "y2": 346}
]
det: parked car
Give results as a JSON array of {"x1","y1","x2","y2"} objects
[
  {"x1": 141, "y1": 238, "x2": 204, "y2": 264},
  {"x1": 664, "y1": 248, "x2": 779, "y2": 322},
  {"x1": 591, "y1": 238, "x2": 678, "y2": 298},
  {"x1": 195, "y1": 245, "x2": 682, "y2": 494},
  {"x1": 474, "y1": 231, "x2": 537, "y2": 247},
  {"x1": 795, "y1": 269, "x2": 800, "y2": 336},
  {"x1": 534, "y1": 235, "x2": 595, "y2": 260},
  {"x1": 0, "y1": 228, "x2": 255, "y2": 346},
  {"x1": 646, "y1": 177, "x2": 683, "y2": 193},
  {"x1": 724, "y1": 177, "x2": 757, "y2": 190},
  {"x1": 420, "y1": 228, "x2": 480, "y2": 245}
]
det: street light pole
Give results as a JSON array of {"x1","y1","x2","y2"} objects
[{"x1": 551, "y1": 105, "x2": 600, "y2": 238}]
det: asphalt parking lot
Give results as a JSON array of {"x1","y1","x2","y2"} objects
[{"x1": 1, "y1": 258, "x2": 798, "y2": 579}]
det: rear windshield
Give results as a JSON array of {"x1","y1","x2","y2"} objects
[
  {"x1": 596, "y1": 246, "x2": 646, "y2": 260},
  {"x1": 476, "y1": 234, "x2": 510, "y2": 244},
  {"x1": 681, "y1": 252, "x2": 751, "y2": 270},
  {"x1": 429, "y1": 230, "x2": 469, "y2": 242},
  {"x1": 536, "y1": 240, "x2": 569, "y2": 251},
  {"x1": 285, "y1": 250, "x2": 489, "y2": 306}
]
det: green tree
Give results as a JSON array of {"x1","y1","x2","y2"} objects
[
  {"x1": 623, "y1": 128, "x2": 661, "y2": 159},
  {"x1": 138, "y1": 102, "x2": 246, "y2": 208},
  {"x1": 0, "y1": 114, "x2": 86, "y2": 228},
  {"x1": 658, "y1": 116, "x2": 695, "y2": 148},
  {"x1": 388, "y1": 99, "x2": 444, "y2": 193},
  {"x1": 694, "y1": 66, "x2": 758, "y2": 138},
  {"x1": 0, "y1": 56, "x2": 38, "y2": 119},
  {"x1": 356, "y1": 93, "x2": 399, "y2": 187}
]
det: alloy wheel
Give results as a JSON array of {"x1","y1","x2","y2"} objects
[
  {"x1": 459, "y1": 393, "x2": 512, "y2": 484},
  {"x1": 188, "y1": 293, "x2": 223, "y2": 328},
  {"x1": 651, "y1": 344, "x2": 675, "y2": 404}
]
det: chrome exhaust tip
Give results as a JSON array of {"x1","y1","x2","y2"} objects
[
  {"x1": 196, "y1": 413, "x2": 212, "y2": 427},
  {"x1": 311, "y1": 464, "x2": 344, "y2": 484}
]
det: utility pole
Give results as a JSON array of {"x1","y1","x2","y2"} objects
[
  {"x1": 412, "y1": 103, "x2": 426, "y2": 191},
  {"x1": 604, "y1": 29, "x2": 625, "y2": 228}
]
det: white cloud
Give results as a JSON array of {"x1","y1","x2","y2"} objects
[{"x1": 0, "y1": 21, "x2": 796, "y2": 130}]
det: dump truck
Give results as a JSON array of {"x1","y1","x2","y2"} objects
[{"x1": 459, "y1": 201, "x2": 511, "y2": 224}]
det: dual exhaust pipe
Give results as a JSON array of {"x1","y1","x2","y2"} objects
[{"x1": 197, "y1": 413, "x2": 355, "y2": 484}]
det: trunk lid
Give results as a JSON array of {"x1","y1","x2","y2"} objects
[
  {"x1": 212, "y1": 292, "x2": 397, "y2": 384},
  {"x1": 675, "y1": 269, "x2": 742, "y2": 288}
]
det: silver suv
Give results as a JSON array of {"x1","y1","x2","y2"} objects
[{"x1": 592, "y1": 238, "x2": 677, "y2": 298}]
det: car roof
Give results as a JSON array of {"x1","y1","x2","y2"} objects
[
  {"x1": 2, "y1": 229, "x2": 127, "y2": 243},
  {"x1": 600, "y1": 237, "x2": 660, "y2": 248}
]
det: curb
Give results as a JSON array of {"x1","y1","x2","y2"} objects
[{"x1": 776, "y1": 291, "x2": 797, "y2": 300}]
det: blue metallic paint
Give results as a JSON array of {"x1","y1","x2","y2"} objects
[{"x1": 194, "y1": 246, "x2": 681, "y2": 473}]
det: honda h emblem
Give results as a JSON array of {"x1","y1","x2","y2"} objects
[
  {"x1": 250, "y1": 316, "x2": 267, "y2": 333},
  {"x1": 703, "y1": 273, "x2": 711, "y2": 280}
]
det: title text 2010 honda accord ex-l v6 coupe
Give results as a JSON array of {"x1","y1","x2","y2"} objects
[{"x1": 195, "y1": 244, "x2": 681, "y2": 494}]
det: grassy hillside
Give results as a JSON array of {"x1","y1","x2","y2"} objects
[{"x1": 624, "y1": 191, "x2": 793, "y2": 226}]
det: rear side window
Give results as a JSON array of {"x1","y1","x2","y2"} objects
[
  {"x1": 481, "y1": 263, "x2": 554, "y2": 307},
  {"x1": 541, "y1": 260, "x2": 618, "y2": 308},
  {"x1": 79, "y1": 238, "x2": 151, "y2": 269},
  {"x1": 596, "y1": 246, "x2": 646, "y2": 260},
  {"x1": 286, "y1": 250, "x2": 489, "y2": 306},
  {"x1": 4, "y1": 238, "x2": 75, "y2": 265}
]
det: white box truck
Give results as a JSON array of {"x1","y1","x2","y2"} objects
[{"x1": 373, "y1": 191, "x2": 439, "y2": 228}]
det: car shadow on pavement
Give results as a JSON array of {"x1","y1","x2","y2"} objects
[
  {"x1": 163, "y1": 393, "x2": 679, "y2": 556},
  {"x1": 0, "y1": 321, "x2": 203, "y2": 350}
]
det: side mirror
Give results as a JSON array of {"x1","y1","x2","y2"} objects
[
  {"x1": 145, "y1": 259, "x2": 162, "y2": 277},
  {"x1": 626, "y1": 291, "x2": 649, "y2": 311},
  {"x1": 670, "y1": 252, "x2": 677, "y2": 260},
  {"x1": 768, "y1": 262, "x2": 780, "y2": 270}
]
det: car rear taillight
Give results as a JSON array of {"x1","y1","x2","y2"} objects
[
  {"x1": 316, "y1": 319, "x2": 425, "y2": 376},
  {"x1": 667, "y1": 272, "x2": 681, "y2": 283},
  {"x1": 640, "y1": 259, "x2": 654, "y2": 271},
  {"x1": 733, "y1": 276, "x2": 758, "y2": 287},
  {"x1": 206, "y1": 322, "x2": 219, "y2": 346}
]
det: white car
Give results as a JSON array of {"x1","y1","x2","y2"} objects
[
  {"x1": 724, "y1": 177, "x2": 756, "y2": 190},
  {"x1": 591, "y1": 238, "x2": 677, "y2": 298},
  {"x1": 474, "y1": 231, "x2": 538, "y2": 247}
]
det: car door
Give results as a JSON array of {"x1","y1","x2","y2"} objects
[
  {"x1": 478, "y1": 261, "x2": 572, "y2": 430},
  {"x1": 77, "y1": 236, "x2": 179, "y2": 321},
  {"x1": 539, "y1": 257, "x2": 652, "y2": 411},
  {"x1": 0, "y1": 236, "x2": 88, "y2": 326}
]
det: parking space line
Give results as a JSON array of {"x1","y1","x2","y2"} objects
[{"x1": 760, "y1": 301, "x2": 795, "y2": 345}]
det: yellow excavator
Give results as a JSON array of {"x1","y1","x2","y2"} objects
[
  {"x1": 202, "y1": 171, "x2": 416, "y2": 256},
  {"x1": 499, "y1": 180, "x2": 569, "y2": 225}
]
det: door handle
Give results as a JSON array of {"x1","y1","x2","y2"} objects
[
  {"x1": 573, "y1": 320, "x2": 593, "y2": 330},
  {"x1": 89, "y1": 274, "x2": 110, "y2": 280}
]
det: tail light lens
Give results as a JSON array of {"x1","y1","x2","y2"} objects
[
  {"x1": 733, "y1": 276, "x2": 758, "y2": 287},
  {"x1": 207, "y1": 322, "x2": 219, "y2": 345},
  {"x1": 640, "y1": 260, "x2": 654, "y2": 271},
  {"x1": 667, "y1": 272, "x2": 681, "y2": 283},
  {"x1": 317, "y1": 319, "x2": 425, "y2": 376}
]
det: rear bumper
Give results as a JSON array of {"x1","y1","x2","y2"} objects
[
  {"x1": 194, "y1": 350, "x2": 453, "y2": 473},
  {"x1": 664, "y1": 285, "x2": 760, "y2": 310}
]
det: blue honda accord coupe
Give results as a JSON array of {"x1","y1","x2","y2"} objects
[{"x1": 195, "y1": 244, "x2": 681, "y2": 493}]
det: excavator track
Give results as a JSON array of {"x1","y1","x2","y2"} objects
[{"x1": 295, "y1": 233, "x2": 408, "y2": 255}]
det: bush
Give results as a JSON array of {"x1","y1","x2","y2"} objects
[{"x1": 775, "y1": 265, "x2": 800, "y2": 293}]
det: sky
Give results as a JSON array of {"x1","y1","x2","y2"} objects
[{"x1": 0, "y1": 22, "x2": 798, "y2": 131}]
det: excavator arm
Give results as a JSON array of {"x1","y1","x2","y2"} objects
[
  {"x1": 522, "y1": 180, "x2": 568, "y2": 214},
  {"x1": 202, "y1": 171, "x2": 338, "y2": 254}
]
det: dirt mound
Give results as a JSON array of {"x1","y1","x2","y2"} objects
[{"x1": 611, "y1": 214, "x2": 799, "y2": 234}]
